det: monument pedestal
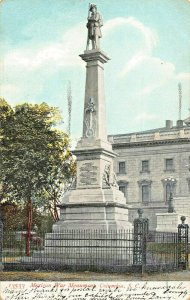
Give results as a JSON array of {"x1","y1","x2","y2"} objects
[
  {"x1": 53, "y1": 202, "x2": 131, "y2": 231},
  {"x1": 53, "y1": 142, "x2": 132, "y2": 231}
]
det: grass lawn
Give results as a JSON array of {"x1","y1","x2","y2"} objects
[{"x1": 0, "y1": 270, "x2": 190, "y2": 281}]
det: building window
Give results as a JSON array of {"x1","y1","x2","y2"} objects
[
  {"x1": 118, "y1": 161, "x2": 126, "y2": 174},
  {"x1": 165, "y1": 158, "x2": 174, "y2": 171},
  {"x1": 119, "y1": 185, "x2": 126, "y2": 197},
  {"x1": 142, "y1": 185, "x2": 149, "y2": 203},
  {"x1": 162, "y1": 178, "x2": 176, "y2": 202},
  {"x1": 138, "y1": 180, "x2": 152, "y2": 205},
  {"x1": 187, "y1": 178, "x2": 190, "y2": 193},
  {"x1": 118, "y1": 180, "x2": 128, "y2": 201},
  {"x1": 141, "y1": 160, "x2": 149, "y2": 172},
  {"x1": 165, "y1": 183, "x2": 171, "y2": 202}
]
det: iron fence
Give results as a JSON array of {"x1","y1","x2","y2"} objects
[
  {"x1": 146, "y1": 231, "x2": 178, "y2": 272},
  {"x1": 2, "y1": 226, "x2": 189, "y2": 273},
  {"x1": 3, "y1": 229, "x2": 135, "y2": 272}
]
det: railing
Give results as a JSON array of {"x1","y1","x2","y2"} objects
[
  {"x1": 146, "y1": 231, "x2": 178, "y2": 272},
  {"x1": 2, "y1": 229, "x2": 134, "y2": 272},
  {"x1": 1, "y1": 212, "x2": 189, "y2": 273},
  {"x1": 133, "y1": 210, "x2": 189, "y2": 273}
]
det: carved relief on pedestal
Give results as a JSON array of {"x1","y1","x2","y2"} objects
[
  {"x1": 112, "y1": 172, "x2": 119, "y2": 188},
  {"x1": 102, "y1": 164, "x2": 111, "y2": 187},
  {"x1": 102, "y1": 164, "x2": 119, "y2": 188},
  {"x1": 84, "y1": 98, "x2": 96, "y2": 138},
  {"x1": 79, "y1": 162, "x2": 98, "y2": 185}
]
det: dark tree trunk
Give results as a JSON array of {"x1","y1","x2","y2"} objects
[
  {"x1": 48, "y1": 199, "x2": 60, "y2": 222},
  {"x1": 54, "y1": 200, "x2": 59, "y2": 222},
  {"x1": 25, "y1": 199, "x2": 32, "y2": 256}
]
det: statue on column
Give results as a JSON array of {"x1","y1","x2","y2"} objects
[{"x1": 86, "y1": 4, "x2": 103, "y2": 50}]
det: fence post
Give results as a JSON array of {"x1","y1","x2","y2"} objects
[
  {"x1": 133, "y1": 208, "x2": 149, "y2": 273},
  {"x1": 178, "y1": 216, "x2": 189, "y2": 270},
  {"x1": 0, "y1": 211, "x2": 3, "y2": 271}
]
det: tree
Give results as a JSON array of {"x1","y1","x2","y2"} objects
[
  {"x1": 0, "y1": 201, "x2": 53, "y2": 233},
  {"x1": 37, "y1": 155, "x2": 76, "y2": 222},
  {"x1": 0, "y1": 99, "x2": 14, "y2": 201},
  {"x1": 0, "y1": 99, "x2": 76, "y2": 255}
]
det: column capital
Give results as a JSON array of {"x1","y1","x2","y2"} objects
[{"x1": 79, "y1": 49, "x2": 110, "y2": 64}]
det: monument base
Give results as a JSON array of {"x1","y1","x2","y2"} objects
[
  {"x1": 53, "y1": 201, "x2": 132, "y2": 231},
  {"x1": 51, "y1": 177, "x2": 132, "y2": 231},
  {"x1": 156, "y1": 212, "x2": 181, "y2": 232},
  {"x1": 27, "y1": 203, "x2": 133, "y2": 270},
  {"x1": 29, "y1": 227, "x2": 133, "y2": 272}
]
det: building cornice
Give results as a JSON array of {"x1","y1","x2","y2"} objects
[{"x1": 112, "y1": 138, "x2": 190, "y2": 149}]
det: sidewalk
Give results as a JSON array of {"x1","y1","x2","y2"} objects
[{"x1": 0, "y1": 270, "x2": 190, "y2": 281}]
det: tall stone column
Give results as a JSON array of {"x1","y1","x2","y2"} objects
[
  {"x1": 73, "y1": 49, "x2": 116, "y2": 193},
  {"x1": 80, "y1": 50, "x2": 109, "y2": 143}
]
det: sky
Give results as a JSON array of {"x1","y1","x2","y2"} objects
[{"x1": 1, "y1": 0, "x2": 190, "y2": 146}]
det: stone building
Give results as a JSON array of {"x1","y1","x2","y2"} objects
[{"x1": 108, "y1": 119, "x2": 190, "y2": 229}]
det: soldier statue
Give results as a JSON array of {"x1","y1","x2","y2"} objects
[{"x1": 86, "y1": 4, "x2": 103, "y2": 50}]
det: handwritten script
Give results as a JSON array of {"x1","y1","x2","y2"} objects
[{"x1": 1, "y1": 281, "x2": 190, "y2": 300}]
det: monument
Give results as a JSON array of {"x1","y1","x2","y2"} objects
[
  {"x1": 52, "y1": 3, "x2": 132, "y2": 231},
  {"x1": 22, "y1": 5, "x2": 132, "y2": 269}
]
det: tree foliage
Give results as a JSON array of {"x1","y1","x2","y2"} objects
[
  {"x1": 0, "y1": 202, "x2": 53, "y2": 233},
  {"x1": 0, "y1": 99, "x2": 76, "y2": 233}
]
